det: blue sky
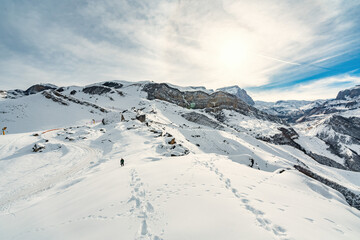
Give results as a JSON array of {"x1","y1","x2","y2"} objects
[{"x1": 1, "y1": 0, "x2": 360, "y2": 101}]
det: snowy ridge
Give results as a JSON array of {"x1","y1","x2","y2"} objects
[{"x1": 0, "y1": 81, "x2": 360, "y2": 239}]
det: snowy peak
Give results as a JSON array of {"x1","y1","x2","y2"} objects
[
  {"x1": 336, "y1": 85, "x2": 360, "y2": 100},
  {"x1": 217, "y1": 85, "x2": 255, "y2": 105}
]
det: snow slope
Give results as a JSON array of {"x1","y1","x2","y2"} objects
[{"x1": 1, "y1": 81, "x2": 360, "y2": 240}]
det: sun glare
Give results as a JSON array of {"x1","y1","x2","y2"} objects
[{"x1": 218, "y1": 38, "x2": 250, "y2": 69}]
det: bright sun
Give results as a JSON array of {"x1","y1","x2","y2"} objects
[{"x1": 218, "y1": 38, "x2": 249, "y2": 69}]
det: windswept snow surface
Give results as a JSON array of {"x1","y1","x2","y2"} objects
[{"x1": 1, "y1": 82, "x2": 360, "y2": 239}]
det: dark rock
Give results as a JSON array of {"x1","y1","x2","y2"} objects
[
  {"x1": 25, "y1": 84, "x2": 57, "y2": 95},
  {"x1": 83, "y1": 86, "x2": 111, "y2": 95},
  {"x1": 70, "y1": 90, "x2": 77, "y2": 95},
  {"x1": 336, "y1": 85, "x2": 360, "y2": 100},
  {"x1": 258, "y1": 126, "x2": 349, "y2": 171},
  {"x1": 307, "y1": 152, "x2": 346, "y2": 170},
  {"x1": 102, "y1": 81, "x2": 123, "y2": 89},
  {"x1": 182, "y1": 112, "x2": 223, "y2": 129},
  {"x1": 315, "y1": 115, "x2": 360, "y2": 171},
  {"x1": 32, "y1": 143, "x2": 45, "y2": 152},
  {"x1": 327, "y1": 115, "x2": 360, "y2": 142},
  {"x1": 136, "y1": 114, "x2": 146, "y2": 122},
  {"x1": 42, "y1": 90, "x2": 108, "y2": 113}
]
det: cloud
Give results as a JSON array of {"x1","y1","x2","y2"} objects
[
  {"x1": 0, "y1": 0, "x2": 360, "y2": 97},
  {"x1": 249, "y1": 74, "x2": 360, "y2": 101}
]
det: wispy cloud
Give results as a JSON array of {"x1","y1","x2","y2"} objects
[
  {"x1": 1, "y1": 0, "x2": 360, "y2": 100},
  {"x1": 249, "y1": 74, "x2": 360, "y2": 101}
]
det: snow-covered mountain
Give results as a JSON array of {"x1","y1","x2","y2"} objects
[
  {"x1": 0, "y1": 83, "x2": 57, "y2": 100},
  {"x1": 1, "y1": 81, "x2": 360, "y2": 239},
  {"x1": 336, "y1": 85, "x2": 360, "y2": 100},
  {"x1": 255, "y1": 100, "x2": 315, "y2": 121},
  {"x1": 217, "y1": 85, "x2": 255, "y2": 105},
  {"x1": 255, "y1": 85, "x2": 360, "y2": 172},
  {"x1": 291, "y1": 86, "x2": 360, "y2": 173}
]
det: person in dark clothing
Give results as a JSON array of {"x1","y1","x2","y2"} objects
[
  {"x1": 249, "y1": 158, "x2": 254, "y2": 168},
  {"x1": 120, "y1": 158, "x2": 125, "y2": 166}
]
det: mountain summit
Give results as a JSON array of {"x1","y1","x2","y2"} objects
[{"x1": 217, "y1": 85, "x2": 255, "y2": 105}]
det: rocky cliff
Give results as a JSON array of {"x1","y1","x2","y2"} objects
[
  {"x1": 217, "y1": 85, "x2": 255, "y2": 105},
  {"x1": 142, "y1": 83, "x2": 283, "y2": 124},
  {"x1": 336, "y1": 85, "x2": 360, "y2": 100}
]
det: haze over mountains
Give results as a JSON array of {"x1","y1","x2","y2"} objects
[{"x1": 0, "y1": 80, "x2": 360, "y2": 239}]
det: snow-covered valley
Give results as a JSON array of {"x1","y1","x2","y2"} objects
[{"x1": 1, "y1": 81, "x2": 360, "y2": 239}]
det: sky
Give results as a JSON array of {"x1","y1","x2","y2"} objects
[{"x1": 1, "y1": 0, "x2": 360, "y2": 101}]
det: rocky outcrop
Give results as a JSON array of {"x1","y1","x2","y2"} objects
[
  {"x1": 217, "y1": 85, "x2": 255, "y2": 105},
  {"x1": 136, "y1": 114, "x2": 146, "y2": 123},
  {"x1": 32, "y1": 143, "x2": 45, "y2": 152},
  {"x1": 257, "y1": 126, "x2": 349, "y2": 171},
  {"x1": 102, "y1": 81, "x2": 123, "y2": 89},
  {"x1": 316, "y1": 115, "x2": 360, "y2": 171},
  {"x1": 306, "y1": 152, "x2": 347, "y2": 170},
  {"x1": 181, "y1": 112, "x2": 223, "y2": 129},
  {"x1": 83, "y1": 86, "x2": 112, "y2": 95},
  {"x1": 336, "y1": 85, "x2": 360, "y2": 100},
  {"x1": 143, "y1": 83, "x2": 284, "y2": 124},
  {"x1": 327, "y1": 115, "x2": 360, "y2": 142},
  {"x1": 42, "y1": 90, "x2": 108, "y2": 113},
  {"x1": 25, "y1": 84, "x2": 57, "y2": 95}
]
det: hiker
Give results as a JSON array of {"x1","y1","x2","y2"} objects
[
  {"x1": 249, "y1": 158, "x2": 254, "y2": 168},
  {"x1": 120, "y1": 158, "x2": 125, "y2": 167}
]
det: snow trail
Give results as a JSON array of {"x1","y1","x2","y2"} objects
[
  {"x1": 129, "y1": 169, "x2": 163, "y2": 240},
  {"x1": 196, "y1": 158, "x2": 289, "y2": 240}
]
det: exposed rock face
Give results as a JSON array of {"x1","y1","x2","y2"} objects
[
  {"x1": 25, "y1": 84, "x2": 57, "y2": 95},
  {"x1": 83, "y1": 86, "x2": 112, "y2": 95},
  {"x1": 42, "y1": 90, "x2": 108, "y2": 113},
  {"x1": 306, "y1": 152, "x2": 347, "y2": 170},
  {"x1": 327, "y1": 115, "x2": 360, "y2": 141},
  {"x1": 32, "y1": 143, "x2": 45, "y2": 152},
  {"x1": 181, "y1": 112, "x2": 223, "y2": 129},
  {"x1": 136, "y1": 114, "x2": 146, "y2": 123},
  {"x1": 256, "y1": 126, "x2": 349, "y2": 171},
  {"x1": 217, "y1": 85, "x2": 255, "y2": 105},
  {"x1": 336, "y1": 85, "x2": 360, "y2": 100},
  {"x1": 102, "y1": 82, "x2": 123, "y2": 89},
  {"x1": 316, "y1": 115, "x2": 360, "y2": 171},
  {"x1": 143, "y1": 83, "x2": 284, "y2": 124}
]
